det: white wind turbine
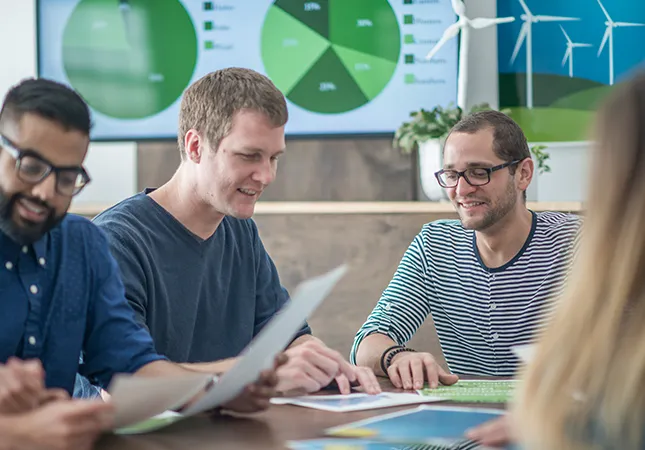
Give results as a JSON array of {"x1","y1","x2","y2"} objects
[
  {"x1": 425, "y1": 0, "x2": 515, "y2": 109},
  {"x1": 560, "y1": 25, "x2": 591, "y2": 78},
  {"x1": 596, "y1": 0, "x2": 645, "y2": 85},
  {"x1": 510, "y1": 0, "x2": 579, "y2": 109}
]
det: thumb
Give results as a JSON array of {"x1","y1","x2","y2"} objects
[{"x1": 438, "y1": 368, "x2": 459, "y2": 386}]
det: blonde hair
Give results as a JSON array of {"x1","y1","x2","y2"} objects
[
  {"x1": 177, "y1": 67, "x2": 288, "y2": 159},
  {"x1": 514, "y1": 71, "x2": 645, "y2": 450}
]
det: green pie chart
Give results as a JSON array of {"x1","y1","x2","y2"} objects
[
  {"x1": 261, "y1": 0, "x2": 401, "y2": 114},
  {"x1": 62, "y1": 0, "x2": 198, "y2": 119}
]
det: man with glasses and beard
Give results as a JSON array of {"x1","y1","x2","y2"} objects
[
  {"x1": 351, "y1": 110, "x2": 582, "y2": 392},
  {"x1": 0, "y1": 78, "x2": 284, "y2": 449}
]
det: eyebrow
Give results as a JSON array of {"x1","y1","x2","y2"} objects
[
  {"x1": 239, "y1": 147, "x2": 285, "y2": 156},
  {"x1": 444, "y1": 161, "x2": 494, "y2": 170}
]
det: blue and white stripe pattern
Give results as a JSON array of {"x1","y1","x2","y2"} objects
[{"x1": 351, "y1": 211, "x2": 582, "y2": 376}]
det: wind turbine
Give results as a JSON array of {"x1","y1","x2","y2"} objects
[
  {"x1": 510, "y1": 0, "x2": 579, "y2": 109},
  {"x1": 596, "y1": 0, "x2": 645, "y2": 85},
  {"x1": 560, "y1": 25, "x2": 591, "y2": 78},
  {"x1": 425, "y1": 0, "x2": 515, "y2": 109}
]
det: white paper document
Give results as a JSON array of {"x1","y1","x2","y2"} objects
[
  {"x1": 270, "y1": 392, "x2": 444, "y2": 412},
  {"x1": 512, "y1": 343, "x2": 536, "y2": 364},
  {"x1": 180, "y1": 264, "x2": 349, "y2": 415},
  {"x1": 107, "y1": 372, "x2": 213, "y2": 430}
]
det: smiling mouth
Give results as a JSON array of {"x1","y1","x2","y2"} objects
[
  {"x1": 17, "y1": 198, "x2": 51, "y2": 223},
  {"x1": 238, "y1": 188, "x2": 260, "y2": 197},
  {"x1": 459, "y1": 201, "x2": 486, "y2": 209}
]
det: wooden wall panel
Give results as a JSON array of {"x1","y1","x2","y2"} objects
[
  {"x1": 254, "y1": 213, "x2": 456, "y2": 369},
  {"x1": 137, "y1": 138, "x2": 416, "y2": 201}
]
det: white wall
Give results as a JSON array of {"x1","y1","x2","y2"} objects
[{"x1": 0, "y1": 0, "x2": 136, "y2": 207}]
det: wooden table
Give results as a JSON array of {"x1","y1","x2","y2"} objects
[{"x1": 96, "y1": 379, "x2": 507, "y2": 450}]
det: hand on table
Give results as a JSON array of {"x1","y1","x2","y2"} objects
[
  {"x1": 276, "y1": 340, "x2": 381, "y2": 395},
  {"x1": 220, "y1": 353, "x2": 287, "y2": 414},
  {"x1": 11, "y1": 399, "x2": 114, "y2": 450},
  {"x1": 387, "y1": 351, "x2": 458, "y2": 390},
  {"x1": 466, "y1": 414, "x2": 514, "y2": 448}
]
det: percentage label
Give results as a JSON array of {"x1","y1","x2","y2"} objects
[
  {"x1": 319, "y1": 82, "x2": 337, "y2": 92},
  {"x1": 282, "y1": 38, "x2": 299, "y2": 47},
  {"x1": 357, "y1": 19, "x2": 373, "y2": 27},
  {"x1": 355, "y1": 63, "x2": 371, "y2": 71},
  {"x1": 304, "y1": 2, "x2": 321, "y2": 11}
]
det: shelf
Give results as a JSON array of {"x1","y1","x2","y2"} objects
[{"x1": 69, "y1": 201, "x2": 584, "y2": 217}]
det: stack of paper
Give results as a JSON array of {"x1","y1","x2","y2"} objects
[
  {"x1": 106, "y1": 265, "x2": 349, "y2": 433},
  {"x1": 271, "y1": 392, "x2": 443, "y2": 412},
  {"x1": 318, "y1": 405, "x2": 510, "y2": 449}
]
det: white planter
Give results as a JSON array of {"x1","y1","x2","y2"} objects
[
  {"x1": 417, "y1": 139, "x2": 447, "y2": 202},
  {"x1": 527, "y1": 141, "x2": 590, "y2": 202}
]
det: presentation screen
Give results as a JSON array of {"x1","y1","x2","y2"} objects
[{"x1": 37, "y1": 0, "x2": 457, "y2": 140}]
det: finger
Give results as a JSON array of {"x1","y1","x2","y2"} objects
[
  {"x1": 64, "y1": 400, "x2": 115, "y2": 430},
  {"x1": 39, "y1": 388, "x2": 70, "y2": 405},
  {"x1": 274, "y1": 353, "x2": 289, "y2": 368},
  {"x1": 438, "y1": 367, "x2": 459, "y2": 386},
  {"x1": 397, "y1": 362, "x2": 414, "y2": 390},
  {"x1": 355, "y1": 369, "x2": 381, "y2": 395},
  {"x1": 410, "y1": 358, "x2": 425, "y2": 390},
  {"x1": 287, "y1": 357, "x2": 337, "y2": 389},
  {"x1": 276, "y1": 368, "x2": 322, "y2": 393},
  {"x1": 288, "y1": 347, "x2": 340, "y2": 380},
  {"x1": 298, "y1": 343, "x2": 355, "y2": 382},
  {"x1": 258, "y1": 368, "x2": 279, "y2": 388},
  {"x1": 387, "y1": 365, "x2": 403, "y2": 389},
  {"x1": 423, "y1": 360, "x2": 440, "y2": 389},
  {"x1": 335, "y1": 374, "x2": 351, "y2": 395}
]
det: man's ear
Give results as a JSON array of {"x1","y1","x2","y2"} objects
[
  {"x1": 184, "y1": 129, "x2": 203, "y2": 163},
  {"x1": 518, "y1": 157, "x2": 534, "y2": 192}
]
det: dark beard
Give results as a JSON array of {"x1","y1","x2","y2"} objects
[{"x1": 0, "y1": 189, "x2": 64, "y2": 245}]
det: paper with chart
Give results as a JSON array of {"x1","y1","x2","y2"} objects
[
  {"x1": 271, "y1": 392, "x2": 443, "y2": 412},
  {"x1": 417, "y1": 380, "x2": 517, "y2": 403},
  {"x1": 107, "y1": 372, "x2": 213, "y2": 430},
  {"x1": 325, "y1": 405, "x2": 506, "y2": 447},
  {"x1": 181, "y1": 264, "x2": 349, "y2": 415}
]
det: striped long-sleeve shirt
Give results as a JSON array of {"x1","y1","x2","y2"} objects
[{"x1": 351, "y1": 211, "x2": 582, "y2": 376}]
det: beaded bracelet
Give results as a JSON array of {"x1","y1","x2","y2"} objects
[
  {"x1": 385, "y1": 347, "x2": 417, "y2": 370},
  {"x1": 380, "y1": 345, "x2": 404, "y2": 374}
]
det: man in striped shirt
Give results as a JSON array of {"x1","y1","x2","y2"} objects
[{"x1": 351, "y1": 111, "x2": 581, "y2": 398}]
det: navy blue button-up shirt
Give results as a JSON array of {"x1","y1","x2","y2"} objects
[{"x1": 0, "y1": 214, "x2": 165, "y2": 395}]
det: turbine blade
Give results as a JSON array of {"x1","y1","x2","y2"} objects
[
  {"x1": 562, "y1": 48, "x2": 571, "y2": 66},
  {"x1": 425, "y1": 22, "x2": 462, "y2": 60},
  {"x1": 597, "y1": 0, "x2": 612, "y2": 22},
  {"x1": 598, "y1": 27, "x2": 610, "y2": 56},
  {"x1": 614, "y1": 22, "x2": 645, "y2": 26},
  {"x1": 559, "y1": 25, "x2": 572, "y2": 43},
  {"x1": 510, "y1": 22, "x2": 529, "y2": 64},
  {"x1": 535, "y1": 16, "x2": 580, "y2": 21},
  {"x1": 469, "y1": 17, "x2": 515, "y2": 29},
  {"x1": 572, "y1": 43, "x2": 592, "y2": 47},
  {"x1": 451, "y1": 0, "x2": 466, "y2": 17},
  {"x1": 517, "y1": 0, "x2": 531, "y2": 16}
]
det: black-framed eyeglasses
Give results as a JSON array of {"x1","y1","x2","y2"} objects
[
  {"x1": 435, "y1": 160, "x2": 521, "y2": 188},
  {"x1": 0, "y1": 134, "x2": 91, "y2": 197}
]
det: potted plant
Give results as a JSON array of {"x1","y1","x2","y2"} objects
[{"x1": 393, "y1": 103, "x2": 550, "y2": 201}]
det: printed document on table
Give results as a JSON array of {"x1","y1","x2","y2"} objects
[{"x1": 271, "y1": 392, "x2": 443, "y2": 412}]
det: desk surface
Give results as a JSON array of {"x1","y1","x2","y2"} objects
[{"x1": 96, "y1": 379, "x2": 506, "y2": 450}]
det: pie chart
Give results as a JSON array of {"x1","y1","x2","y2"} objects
[
  {"x1": 62, "y1": 0, "x2": 198, "y2": 120},
  {"x1": 261, "y1": 0, "x2": 401, "y2": 114}
]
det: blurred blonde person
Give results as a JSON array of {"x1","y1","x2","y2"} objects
[{"x1": 514, "y1": 70, "x2": 645, "y2": 450}]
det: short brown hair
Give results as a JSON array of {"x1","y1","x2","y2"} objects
[
  {"x1": 448, "y1": 110, "x2": 531, "y2": 170},
  {"x1": 177, "y1": 68, "x2": 288, "y2": 158}
]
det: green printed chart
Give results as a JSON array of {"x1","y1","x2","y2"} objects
[
  {"x1": 418, "y1": 380, "x2": 518, "y2": 403},
  {"x1": 62, "y1": 0, "x2": 198, "y2": 119},
  {"x1": 261, "y1": 0, "x2": 401, "y2": 114}
]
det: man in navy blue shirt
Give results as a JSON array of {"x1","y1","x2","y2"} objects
[
  {"x1": 92, "y1": 68, "x2": 380, "y2": 396},
  {"x1": 0, "y1": 77, "x2": 282, "y2": 441}
]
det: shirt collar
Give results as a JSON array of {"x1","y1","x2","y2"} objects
[{"x1": 0, "y1": 230, "x2": 47, "y2": 265}]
